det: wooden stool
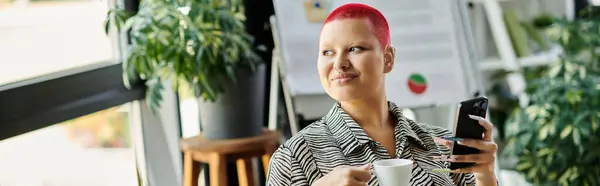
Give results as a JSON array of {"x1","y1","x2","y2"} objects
[{"x1": 180, "y1": 129, "x2": 280, "y2": 186}]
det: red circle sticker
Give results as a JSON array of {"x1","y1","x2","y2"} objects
[{"x1": 407, "y1": 73, "x2": 427, "y2": 95}]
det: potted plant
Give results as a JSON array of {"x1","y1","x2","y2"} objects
[
  {"x1": 105, "y1": 0, "x2": 266, "y2": 139},
  {"x1": 503, "y1": 7, "x2": 600, "y2": 185}
]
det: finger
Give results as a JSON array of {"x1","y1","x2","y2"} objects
[
  {"x1": 468, "y1": 115, "x2": 494, "y2": 141},
  {"x1": 457, "y1": 139, "x2": 498, "y2": 152},
  {"x1": 430, "y1": 155, "x2": 454, "y2": 162},
  {"x1": 348, "y1": 167, "x2": 372, "y2": 182},
  {"x1": 449, "y1": 154, "x2": 494, "y2": 164},
  {"x1": 433, "y1": 137, "x2": 453, "y2": 148}
]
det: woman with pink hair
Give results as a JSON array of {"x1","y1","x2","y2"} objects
[{"x1": 267, "y1": 3, "x2": 498, "y2": 186}]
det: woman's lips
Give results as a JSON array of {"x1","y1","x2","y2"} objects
[{"x1": 332, "y1": 73, "x2": 358, "y2": 83}]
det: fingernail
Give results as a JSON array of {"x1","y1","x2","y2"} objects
[
  {"x1": 468, "y1": 114, "x2": 483, "y2": 120},
  {"x1": 441, "y1": 136, "x2": 463, "y2": 142}
]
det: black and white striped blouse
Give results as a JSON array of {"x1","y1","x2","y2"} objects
[{"x1": 266, "y1": 101, "x2": 476, "y2": 186}]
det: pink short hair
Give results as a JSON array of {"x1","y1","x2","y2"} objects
[{"x1": 322, "y1": 3, "x2": 391, "y2": 48}]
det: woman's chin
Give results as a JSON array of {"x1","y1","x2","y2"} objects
[{"x1": 327, "y1": 87, "x2": 366, "y2": 101}]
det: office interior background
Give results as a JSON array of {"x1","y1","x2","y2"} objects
[{"x1": 0, "y1": 0, "x2": 599, "y2": 185}]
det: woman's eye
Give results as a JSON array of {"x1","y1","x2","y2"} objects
[
  {"x1": 349, "y1": 47, "x2": 364, "y2": 52},
  {"x1": 322, "y1": 50, "x2": 334, "y2": 56}
]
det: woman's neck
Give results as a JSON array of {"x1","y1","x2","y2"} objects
[{"x1": 339, "y1": 95, "x2": 391, "y2": 129}]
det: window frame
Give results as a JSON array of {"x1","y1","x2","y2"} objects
[{"x1": 0, "y1": 62, "x2": 144, "y2": 140}]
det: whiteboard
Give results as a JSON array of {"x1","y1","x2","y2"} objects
[{"x1": 272, "y1": 0, "x2": 472, "y2": 108}]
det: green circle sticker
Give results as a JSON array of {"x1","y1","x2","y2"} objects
[{"x1": 407, "y1": 73, "x2": 427, "y2": 95}]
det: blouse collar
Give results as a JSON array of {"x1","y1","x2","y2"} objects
[{"x1": 324, "y1": 101, "x2": 433, "y2": 156}]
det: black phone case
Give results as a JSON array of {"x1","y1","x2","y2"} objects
[{"x1": 449, "y1": 97, "x2": 488, "y2": 170}]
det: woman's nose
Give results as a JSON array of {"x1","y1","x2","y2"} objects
[{"x1": 333, "y1": 55, "x2": 350, "y2": 71}]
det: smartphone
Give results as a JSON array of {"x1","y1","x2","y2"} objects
[{"x1": 449, "y1": 97, "x2": 488, "y2": 170}]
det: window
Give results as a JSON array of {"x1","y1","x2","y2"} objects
[
  {"x1": 0, "y1": 0, "x2": 183, "y2": 184},
  {"x1": 0, "y1": 0, "x2": 116, "y2": 85},
  {"x1": 0, "y1": 104, "x2": 139, "y2": 186}
]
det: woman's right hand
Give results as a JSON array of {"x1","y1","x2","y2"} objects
[{"x1": 312, "y1": 164, "x2": 372, "y2": 186}]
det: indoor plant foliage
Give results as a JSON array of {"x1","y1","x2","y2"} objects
[
  {"x1": 504, "y1": 9, "x2": 600, "y2": 186},
  {"x1": 487, "y1": 13, "x2": 557, "y2": 141},
  {"x1": 106, "y1": 0, "x2": 262, "y2": 113}
]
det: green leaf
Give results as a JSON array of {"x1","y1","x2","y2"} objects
[
  {"x1": 548, "y1": 64, "x2": 562, "y2": 77},
  {"x1": 539, "y1": 124, "x2": 550, "y2": 140},
  {"x1": 517, "y1": 161, "x2": 533, "y2": 171},
  {"x1": 225, "y1": 65, "x2": 237, "y2": 84},
  {"x1": 105, "y1": 10, "x2": 112, "y2": 35},
  {"x1": 527, "y1": 166, "x2": 538, "y2": 179},
  {"x1": 559, "y1": 168, "x2": 572, "y2": 185},
  {"x1": 569, "y1": 168, "x2": 580, "y2": 181},
  {"x1": 561, "y1": 125, "x2": 573, "y2": 139},
  {"x1": 566, "y1": 89, "x2": 583, "y2": 104},
  {"x1": 573, "y1": 127, "x2": 582, "y2": 145},
  {"x1": 122, "y1": 62, "x2": 132, "y2": 89},
  {"x1": 549, "y1": 172, "x2": 558, "y2": 180},
  {"x1": 579, "y1": 66, "x2": 587, "y2": 79},
  {"x1": 537, "y1": 148, "x2": 553, "y2": 157},
  {"x1": 592, "y1": 115, "x2": 598, "y2": 132},
  {"x1": 198, "y1": 73, "x2": 216, "y2": 101},
  {"x1": 575, "y1": 112, "x2": 590, "y2": 125},
  {"x1": 145, "y1": 77, "x2": 164, "y2": 115}
]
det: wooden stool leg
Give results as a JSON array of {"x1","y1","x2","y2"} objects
[
  {"x1": 209, "y1": 153, "x2": 227, "y2": 186},
  {"x1": 184, "y1": 153, "x2": 200, "y2": 186},
  {"x1": 261, "y1": 153, "x2": 272, "y2": 176},
  {"x1": 236, "y1": 158, "x2": 255, "y2": 186}
]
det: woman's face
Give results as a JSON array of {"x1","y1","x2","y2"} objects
[{"x1": 318, "y1": 18, "x2": 395, "y2": 102}]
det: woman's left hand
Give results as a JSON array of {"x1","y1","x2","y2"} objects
[
  {"x1": 453, "y1": 115, "x2": 497, "y2": 175},
  {"x1": 435, "y1": 115, "x2": 498, "y2": 176}
]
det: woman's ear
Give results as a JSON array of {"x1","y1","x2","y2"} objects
[{"x1": 383, "y1": 45, "x2": 395, "y2": 73}]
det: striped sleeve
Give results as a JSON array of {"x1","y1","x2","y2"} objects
[
  {"x1": 451, "y1": 171, "x2": 476, "y2": 186},
  {"x1": 420, "y1": 124, "x2": 477, "y2": 186},
  {"x1": 266, "y1": 145, "x2": 309, "y2": 186}
]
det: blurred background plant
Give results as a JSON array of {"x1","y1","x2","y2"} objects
[
  {"x1": 105, "y1": 0, "x2": 263, "y2": 114},
  {"x1": 487, "y1": 12, "x2": 557, "y2": 141},
  {"x1": 503, "y1": 6, "x2": 600, "y2": 186}
]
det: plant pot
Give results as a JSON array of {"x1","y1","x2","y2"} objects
[{"x1": 197, "y1": 63, "x2": 267, "y2": 140}]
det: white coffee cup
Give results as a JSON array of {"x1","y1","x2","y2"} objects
[{"x1": 372, "y1": 159, "x2": 413, "y2": 186}]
